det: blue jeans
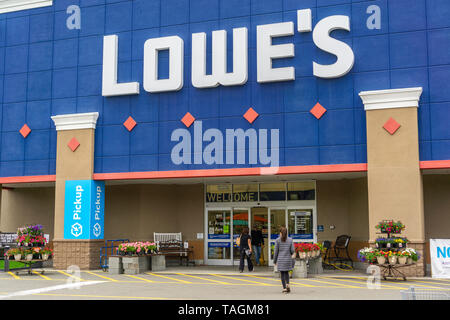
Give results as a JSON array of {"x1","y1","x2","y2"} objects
[{"x1": 252, "y1": 245, "x2": 262, "y2": 266}]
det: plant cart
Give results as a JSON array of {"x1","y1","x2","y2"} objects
[
  {"x1": 12, "y1": 259, "x2": 46, "y2": 276},
  {"x1": 378, "y1": 263, "x2": 415, "y2": 281}
]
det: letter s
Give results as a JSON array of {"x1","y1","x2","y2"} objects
[{"x1": 312, "y1": 15, "x2": 354, "y2": 79}]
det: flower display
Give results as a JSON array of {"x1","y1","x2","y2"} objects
[
  {"x1": 16, "y1": 224, "x2": 47, "y2": 247},
  {"x1": 118, "y1": 242, "x2": 157, "y2": 256},
  {"x1": 294, "y1": 243, "x2": 320, "y2": 253},
  {"x1": 357, "y1": 247, "x2": 377, "y2": 263},
  {"x1": 375, "y1": 220, "x2": 405, "y2": 234}
]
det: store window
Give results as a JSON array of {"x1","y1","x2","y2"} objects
[
  {"x1": 0, "y1": 0, "x2": 52, "y2": 14},
  {"x1": 208, "y1": 242, "x2": 231, "y2": 260},
  {"x1": 259, "y1": 183, "x2": 286, "y2": 201},
  {"x1": 232, "y1": 184, "x2": 258, "y2": 202},
  {"x1": 287, "y1": 182, "x2": 315, "y2": 201},
  {"x1": 206, "y1": 185, "x2": 231, "y2": 203},
  {"x1": 287, "y1": 209, "x2": 313, "y2": 240}
]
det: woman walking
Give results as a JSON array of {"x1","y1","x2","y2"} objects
[
  {"x1": 238, "y1": 227, "x2": 253, "y2": 273},
  {"x1": 273, "y1": 226, "x2": 295, "y2": 293}
]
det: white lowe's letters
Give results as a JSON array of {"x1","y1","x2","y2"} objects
[
  {"x1": 312, "y1": 15, "x2": 354, "y2": 79},
  {"x1": 102, "y1": 35, "x2": 140, "y2": 97},
  {"x1": 144, "y1": 36, "x2": 184, "y2": 93},
  {"x1": 101, "y1": 10, "x2": 356, "y2": 97},
  {"x1": 257, "y1": 22, "x2": 295, "y2": 83},
  {"x1": 192, "y1": 27, "x2": 248, "y2": 88}
]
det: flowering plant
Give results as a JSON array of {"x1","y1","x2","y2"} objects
[
  {"x1": 118, "y1": 242, "x2": 158, "y2": 255},
  {"x1": 294, "y1": 243, "x2": 320, "y2": 252},
  {"x1": 404, "y1": 248, "x2": 420, "y2": 261},
  {"x1": 357, "y1": 247, "x2": 377, "y2": 263},
  {"x1": 4, "y1": 248, "x2": 22, "y2": 257},
  {"x1": 375, "y1": 221, "x2": 405, "y2": 234},
  {"x1": 40, "y1": 247, "x2": 53, "y2": 256}
]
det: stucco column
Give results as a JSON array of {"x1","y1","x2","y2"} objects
[
  {"x1": 51, "y1": 112, "x2": 102, "y2": 270},
  {"x1": 360, "y1": 87, "x2": 426, "y2": 276}
]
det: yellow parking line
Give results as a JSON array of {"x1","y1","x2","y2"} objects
[
  {"x1": 57, "y1": 270, "x2": 84, "y2": 282},
  {"x1": 384, "y1": 279, "x2": 444, "y2": 289},
  {"x1": 146, "y1": 272, "x2": 192, "y2": 284},
  {"x1": 211, "y1": 274, "x2": 276, "y2": 286},
  {"x1": 125, "y1": 275, "x2": 154, "y2": 283},
  {"x1": 8, "y1": 272, "x2": 20, "y2": 280},
  {"x1": 303, "y1": 277, "x2": 364, "y2": 289},
  {"x1": 407, "y1": 279, "x2": 450, "y2": 287},
  {"x1": 84, "y1": 271, "x2": 117, "y2": 282},
  {"x1": 319, "y1": 276, "x2": 406, "y2": 290},
  {"x1": 243, "y1": 274, "x2": 317, "y2": 288},
  {"x1": 32, "y1": 271, "x2": 51, "y2": 280},
  {"x1": 176, "y1": 273, "x2": 232, "y2": 285},
  {"x1": 33, "y1": 293, "x2": 169, "y2": 300}
]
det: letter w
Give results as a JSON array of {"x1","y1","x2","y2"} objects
[{"x1": 192, "y1": 28, "x2": 248, "y2": 88}]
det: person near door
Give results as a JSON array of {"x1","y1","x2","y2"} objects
[
  {"x1": 273, "y1": 226, "x2": 295, "y2": 293},
  {"x1": 239, "y1": 227, "x2": 253, "y2": 273},
  {"x1": 251, "y1": 225, "x2": 263, "y2": 266}
]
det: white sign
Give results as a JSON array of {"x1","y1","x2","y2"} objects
[
  {"x1": 197, "y1": 233, "x2": 204, "y2": 240},
  {"x1": 430, "y1": 239, "x2": 450, "y2": 279},
  {"x1": 102, "y1": 9, "x2": 355, "y2": 97}
]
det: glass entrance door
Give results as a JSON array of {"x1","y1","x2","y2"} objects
[
  {"x1": 268, "y1": 208, "x2": 286, "y2": 266},
  {"x1": 232, "y1": 208, "x2": 249, "y2": 264},
  {"x1": 206, "y1": 209, "x2": 231, "y2": 265},
  {"x1": 250, "y1": 207, "x2": 268, "y2": 266}
]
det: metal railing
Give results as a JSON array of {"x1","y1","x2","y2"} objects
[{"x1": 401, "y1": 286, "x2": 450, "y2": 300}]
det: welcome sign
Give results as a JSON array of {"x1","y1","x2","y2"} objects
[
  {"x1": 64, "y1": 180, "x2": 105, "y2": 240},
  {"x1": 430, "y1": 239, "x2": 450, "y2": 279}
]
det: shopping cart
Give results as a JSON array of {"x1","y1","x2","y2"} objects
[{"x1": 401, "y1": 286, "x2": 450, "y2": 300}]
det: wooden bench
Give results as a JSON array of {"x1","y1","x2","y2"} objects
[{"x1": 158, "y1": 240, "x2": 194, "y2": 266}]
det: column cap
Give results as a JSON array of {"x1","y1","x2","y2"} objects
[
  {"x1": 51, "y1": 112, "x2": 99, "y2": 131},
  {"x1": 359, "y1": 87, "x2": 423, "y2": 111}
]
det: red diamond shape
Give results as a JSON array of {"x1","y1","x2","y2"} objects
[
  {"x1": 19, "y1": 124, "x2": 31, "y2": 138},
  {"x1": 383, "y1": 117, "x2": 401, "y2": 135},
  {"x1": 123, "y1": 116, "x2": 137, "y2": 132},
  {"x1": 67, "y1": 137, "x2": 80, "y2": 152},
  {"x1": 243, "y1": 107, "x2": 259, "y2": 124},
  {"x1": 310, "y1": 102, "x2": 327, "y2": 119},
  {"x1": 181, "y1": 112, "x2": 195, "y2": 128}
]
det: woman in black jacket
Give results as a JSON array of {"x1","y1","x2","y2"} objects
[{"x1": 239, "y1": 227, "x2": 253, "y2": 273}]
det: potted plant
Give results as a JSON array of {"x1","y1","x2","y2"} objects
[
  {"x1": 358, "y1": 247, "x2": 377, "y2": 264},
  {"x1": 32, "y1": 247, "x2": 41, "y2": 259},
  {"x1": 376, "y1": 250, "x2": 388, "y2": 265},
  {"x1": 388, "y1": 251, "x2": 397, "y2": 265},
  {"x1": 398, "y1": 251, "x2": 408, "y2": 264},
  {"x1": 375, "y1": 238, "x2": 387, "y2": 248},
  {"x1": 405, "y1": 248, "x2": 419, "y2": 264},
  {"x1": 40, "y1": 247, "x2": 53, "y2": 261},
  {"x1": 6, "y1": 248, "x2": 22, "y2": 261},
  {"x1": 23, "y1": 249, "x2": 33, "y2": 261}
]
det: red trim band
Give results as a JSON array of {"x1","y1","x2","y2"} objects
[
  {"x1": 92, "y1": 163, "x2": 368, "y2": 181},
  {"x1": 0, "y1": 175, "x2": 56, "y2": 184},
  {"x1": 0, "y1": 160, "x2": 448, "y2": 184},
  {"x1": 419, "y1": 160, "x2": 450, "y2": 170}
]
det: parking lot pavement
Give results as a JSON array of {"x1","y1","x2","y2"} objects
[{"x1": 1, "y1": 269, "x2": 450, "y2": 300}]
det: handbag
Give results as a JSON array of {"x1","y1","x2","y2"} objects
[
  {"x1": 245, "y1": 249, "x2": 252, "y2": 257},
  {"x1": 236, "y1": 236, "x2": 241, "y2": 247}
]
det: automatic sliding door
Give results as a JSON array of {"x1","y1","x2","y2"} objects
[
  {"x1": 232, "y1": 208, "x2": 249, "y2": 263},
  {"x1": 268, "y1": 208, "x2": 286, "y2": 266}
]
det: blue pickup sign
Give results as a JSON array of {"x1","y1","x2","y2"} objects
[{"x1": 64, "y1": 180, "x2": 105, "y2": 240}]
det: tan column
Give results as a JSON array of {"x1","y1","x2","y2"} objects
[
  {"x1": 360, "y1": 87, "x2": 426, "y2": 276},
  {"x1": 51, "y1": 113, "x2": 102, "y2": 270}
]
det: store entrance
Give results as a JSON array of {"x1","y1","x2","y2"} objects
[{"x1": 205, "y1": 205, "x2": 316, "y2": 266}]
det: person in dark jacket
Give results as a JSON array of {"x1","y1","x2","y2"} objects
[
  {"x1": 273, "y1": 226, "x2": 295, "y2": 293},
  {"x1": 251, "y1": 225, "x2": 263, "y2": 266},
  {"x1": 239, "y1": 227, "x2": 253, "y2": 272}
]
